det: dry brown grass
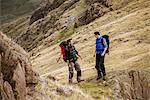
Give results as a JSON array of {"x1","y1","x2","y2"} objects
[
  {"x1": 1, "y1": 0, "x2": 150, "y2": 99},
  {"x1": 30, "y1": 0, "x2": 150, "y2": 98}
]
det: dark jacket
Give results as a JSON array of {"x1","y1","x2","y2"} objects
[{"x1": 66, "y1": 44, "x2": 78, "y2": 62}]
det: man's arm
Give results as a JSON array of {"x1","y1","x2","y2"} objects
[
  {"x1": 75, "y1": 49, "x2": 79, "y2": 55},
  {"x1": 74, "y1": 46, "x2": 82, "y2": 59},
  {"x1": 101, "y1": 38, "x2": 108, "y2": 56},
  {"x1": 76, "y1": 49, "x2": 82, "y2": 59}
]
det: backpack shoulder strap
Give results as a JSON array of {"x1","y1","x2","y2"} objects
[{"x1": 96, "y1": 37, "x2": 103, "y2": 44}]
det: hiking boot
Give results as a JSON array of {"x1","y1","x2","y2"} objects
[
  {"x1": 96, "y1": 76, "x2": 102, "y2": 80},
  {"x1": 77, "y1": 79, "x2": 84, "y2": 83},
  {"x1": 77, "y1": 77, "x2": 84, "y2": 83},
  {"x1": 103, "y1": 75, "x2": 107, "y2": 81}
]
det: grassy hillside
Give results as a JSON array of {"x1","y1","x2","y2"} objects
[
  {"x1": 30, "y1": 0, "x2": 150, "y2": 99},
  {"x1": 1, "y1": 0, "x2": 150, "y2": 99},
  {"x1": 31, "y1": 0, "x2": 150, "y2": 75},
  {"x1": 0, "y1": 0, "x2": 41, "y2": 23}
]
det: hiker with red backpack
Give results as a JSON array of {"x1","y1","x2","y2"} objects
[
  {"x1": 93, "y1": 32, "x2": 109, "y2": 81},
  {"x1": 58, "y1": 39, "x2": 83, "y2": 83},
  {"x1": 58, "y1": 41, "x2": 68, "y2": 62}
]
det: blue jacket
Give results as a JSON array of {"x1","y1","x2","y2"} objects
[{"x1": 96, "y1": 36, "x2": 105, "y2": 54}]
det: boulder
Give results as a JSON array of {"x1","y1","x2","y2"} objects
[
  {"x1": 16, "y1": 0, "x2": 80, "y2": 52},
  {"x1": 0, "y1": 32, "x2": 38, "y2": 100},
  {"x1": 75, "y1": 3, "x2": 104, "y2": 27},
  {"x1": 109, "y1": 70, "x2": 150, "y2": 100},
  {"x1": 29, "y1": 0, "x2": 66, "y2": 25}
]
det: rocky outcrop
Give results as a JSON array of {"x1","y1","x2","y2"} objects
[
  {"x1": 16, "y1": 0, "x2": 112, "y2": 52},
  {"x1": 0, "y1": 32, "x2": 38, "y2": 100},
  {"x1": 2, "y1": 0, "x2": 113, "y2": 52},
  {"x1": 0, "y1": 73, "x2": 16, "y2": 100},
  {"x1": 109, "y1": 70, "x2": 150, "y2": 100},
  {"x1": 16, "y1": 0, "x2": 80, "y2": 52},
  {"x1": 75, "y1": 0, "x2": 112, "y2": 27},
  {"x1": 75, "y1": 3, "x2": 104, "y2": 27},
  {"x1": 29, "y1": 0, "x2": 66, "y2": 25}
]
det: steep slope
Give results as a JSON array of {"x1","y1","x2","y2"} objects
[
  {"x1": 0, "y1": 0, "x2": 41, "y2": 23},
  {"x1": 1, "y1": 0, "x2": 150, "y2": 99},
  {"x1": 30, "y1": 0, "x2": 150, "y2": 99},
  {"x1": 31, "y1": 0, "x2": 150, "y2": 75},
  {"x1": 1, "y1": 0, "x2": 112, "y2": 52}
]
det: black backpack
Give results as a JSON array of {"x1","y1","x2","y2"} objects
[{"x1": 102, "y1": 35, "x2": 110, "y2": 53}]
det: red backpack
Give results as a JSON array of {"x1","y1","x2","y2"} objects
[{"x1": 59, "y1": 41, "x2": 68, "y2": 62}]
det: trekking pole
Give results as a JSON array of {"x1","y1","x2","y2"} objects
[{"x1": 57, "y1": 56, "x2": 61, "y2": 62}]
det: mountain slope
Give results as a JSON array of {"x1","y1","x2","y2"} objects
[
  {"x1": 1, "y1": 0, "x2": 150, "y2": 99},
  {"x1": 30, "y1": 0, "x2": 150, "y2": 99},
  {"x1": 31, "y1": 0, "x2": 150, "y2": 75},
  {"x1": 0, "y1": 0, "x2": 41, "y2": 23}
]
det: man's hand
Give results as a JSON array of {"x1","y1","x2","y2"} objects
[
  {"x1": 57, "y1": 57, "x2": 61, "y2": 62},
  {"x1": 101, "y1": 52, "x2": 105, "y2": 56},
  {"x1": 78, "y1": 54, "x2": 82, "y2": 60},
  {"x1": 67, "y1": 60, "x2": 69, "y2": 64},
  {"x1": 67, "y1": 60, "x2": 70, "y2": 67},
  {"x1": 93, "y1": 53, "x2": 96, "y2": 57},
  {"x1": 93, "y1": 49, "x2": 96, "y2": 57}
]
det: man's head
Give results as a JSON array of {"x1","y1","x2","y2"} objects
[
  {"x1": 94, "y1": 32, "x2": 100, "y2": 38},
  {"x1": 59, "y1": 41, "x2": 67, "y2": 47},
  {"x1": 67, "y1": 39, "x2": 72, "y2": 45}
]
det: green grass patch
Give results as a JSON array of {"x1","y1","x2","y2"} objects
[
  {"x1": 78, "y1": 82, "x2": 113, "y2": 99},
  {"x1": 48, "y1": 25, "x2": 76, "y2": 47},
  {"x1": 57, "y1": 25, "x2": 75, "y2": 43}
]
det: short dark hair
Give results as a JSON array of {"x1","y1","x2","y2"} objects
[
  {"x1": 67, "y1": 39, "x2": 72, "y2": 43},
  {"x1": 94, "y1": 32, "x2": 100, "y2": 35},
  {"x1": 59, "y1": 41, "x2": 67, "y2": 46}
]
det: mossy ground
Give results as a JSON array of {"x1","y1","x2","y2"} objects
[{"x1": 78, "y1": 81, "x2": 113, "y2": 100}]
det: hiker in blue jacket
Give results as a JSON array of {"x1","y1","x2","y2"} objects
[{"x1": 93, "y1": 32, "x2": 108, "y2": 81}]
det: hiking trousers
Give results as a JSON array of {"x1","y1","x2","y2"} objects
[
  {"x1": 95, "y1": 54, "x2": 106, "y2": 78},
  {"x1": 68, "y1": 60, "x2": 81, "y2": 81}
]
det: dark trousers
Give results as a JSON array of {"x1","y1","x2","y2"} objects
[
  {"x1": 68, "y1": 61, "x2": 81, "y2": 81},
  {"x1": 95, "y1": 54, "x2": 106, "y2": 78}
]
